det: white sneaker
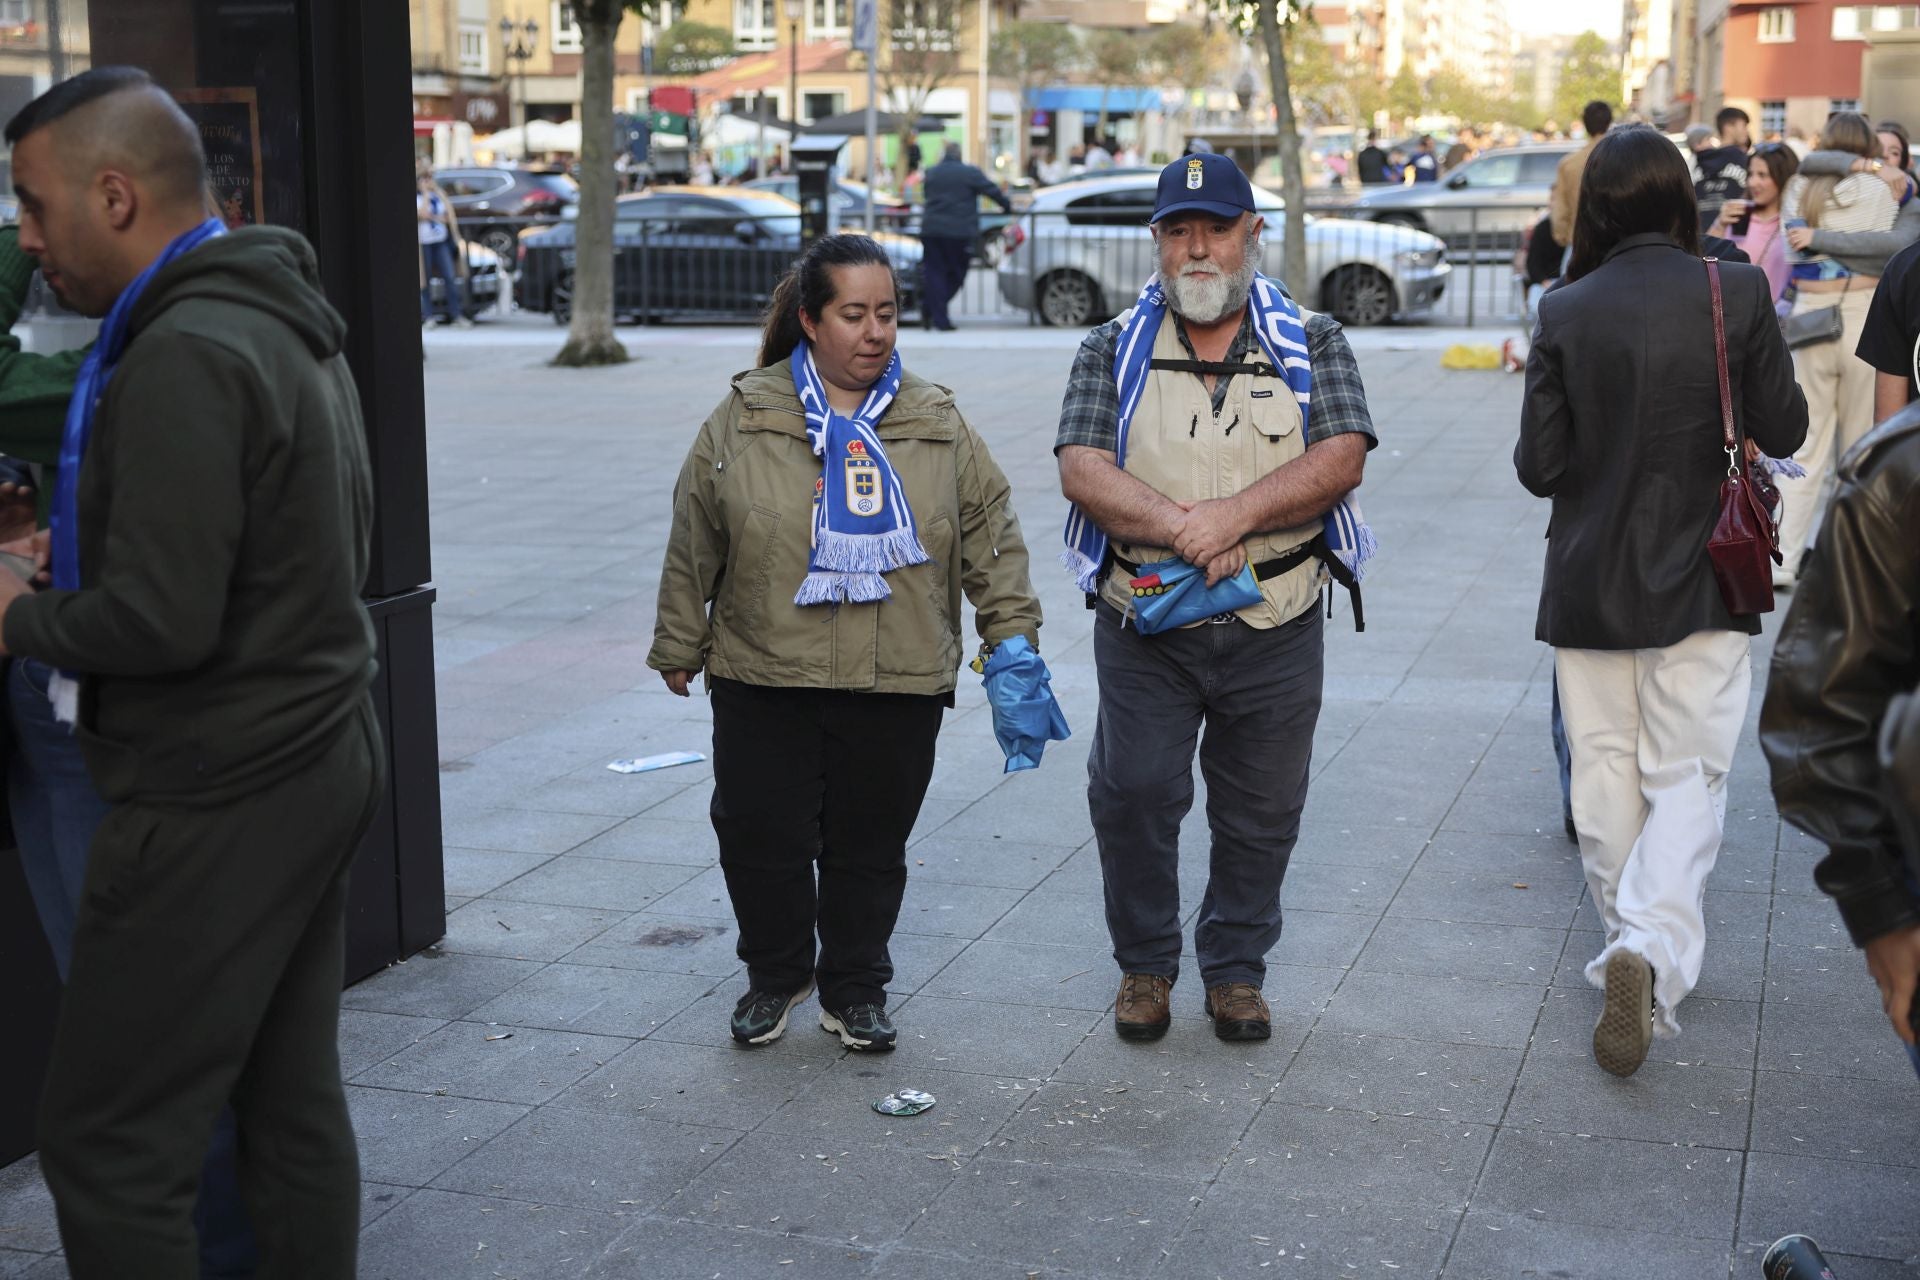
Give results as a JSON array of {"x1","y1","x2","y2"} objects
[
  {"x1": 422, "y1": 317, "x2": 441, "y2": 331},
  {"x1": 454, "y1": 316, "x2": 474, "y2": 329}
]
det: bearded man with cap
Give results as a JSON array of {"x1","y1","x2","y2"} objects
[{"x1": 1054, "y1": 152, "x2": 1378, "y2": 1043}]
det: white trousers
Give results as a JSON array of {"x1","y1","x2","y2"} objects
[{"x1": 1554, "y1": 630, "x2": 1751, "y2": 1037}]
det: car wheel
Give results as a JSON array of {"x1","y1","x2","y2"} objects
[
  {"x1": 480, "y1": 228, "x2": 517, "y2": 262},
  {"x1": 551, "y1": 271, "x2": 574, "y2": 326},
  {"x1": 1324, "y1": 265, "x2": 1396, "y2": 327},
  {"x1": 1037, "y1": 270, "x2": 1101, "y2": 328}
]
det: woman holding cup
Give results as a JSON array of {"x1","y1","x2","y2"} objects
[{"x1": 1708, "y1": 142, "x2": 1799, "y2": 306}]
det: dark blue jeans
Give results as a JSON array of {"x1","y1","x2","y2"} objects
[
  {"x1": 9, "y1": 659, "x2": 259, "y2": 1278},
  {"x1": 1088, "y1": 604, "x2": 1323, "y2": 988},
  {"x1": 419, "y1": 238, "x2": 462, "y2": 322},
  {"x1": 920, "y1": 235, "x2": 971, "y2": 329},
  {"x1": 1551, "y1": 673, "x2": 1574, "y2": 830}
]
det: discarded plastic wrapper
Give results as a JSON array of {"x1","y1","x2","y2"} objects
[
  {"x1": 607, "y1": 751, "x2": 706, "y2": 774},
  {"x1": 872, "y1": 1088, "x2": 936, "y2": 1116}
]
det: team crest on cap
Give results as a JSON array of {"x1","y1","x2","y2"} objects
[{"x1": 1186, "y1": 157, "x2": 1204, "y2": 190}]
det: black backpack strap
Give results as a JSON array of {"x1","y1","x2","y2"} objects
[
  {"x1": 1309, "y1": 532, "x2": 1364, "y2": 632},
  {"x1": 1146, "y1": 358, "x2": 1283, "y2": 378}
]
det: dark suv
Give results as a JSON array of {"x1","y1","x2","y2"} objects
[{"x1": 433, "y1": 165, "x2": 578, "y2": 259}]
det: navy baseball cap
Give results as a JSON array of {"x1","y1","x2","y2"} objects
[{"x1": 1151, "y1": 152, "x2": 1256, "y2": 224}]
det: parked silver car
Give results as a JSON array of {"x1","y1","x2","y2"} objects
[
  {"x1": 1338, "y1": 144, "x2": 1575, "y2": 253},
  {"x1": 997, "y1": 174, "x2": 1451, "y2": 328}
]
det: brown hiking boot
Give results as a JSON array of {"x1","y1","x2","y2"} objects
[
  {"x1": 1113, "y1": 972, "x2": 1173, "y2": 1041},
  {"x1": 1204, "y1": 982, "x2": 1272, "y2": 1042}
]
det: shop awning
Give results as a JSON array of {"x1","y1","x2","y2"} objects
[
  {"x1": 1028, "y1": 87, "x2": 1164, "y2": 114},
  {"x1": 688, "y1": 41, "x2": 853, "y2": 97}
]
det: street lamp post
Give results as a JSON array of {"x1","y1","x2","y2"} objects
[
  {"x1": 499, "y1": 16, "x2": 540, "y2": 163},
  {"x1": 785, "y1": 0, "x2": 804, "y2": 139}
]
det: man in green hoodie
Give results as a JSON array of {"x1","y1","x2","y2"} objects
[{"x1": 0, "y1": 68, "x2": 381, "y2": 1278}]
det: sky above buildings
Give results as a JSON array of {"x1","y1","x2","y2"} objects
[{"x1": 1505, "y1": 0, "x2": 1621, "y2": 38}]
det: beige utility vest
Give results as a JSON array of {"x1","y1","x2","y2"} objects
[{"x1": 1100, "y1": 310, "x2": 1325, "y2": 628}]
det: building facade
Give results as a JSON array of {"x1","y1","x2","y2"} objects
[
  {"x1": 413, "y1": 1, "x2": 1026, "y2": 174},
  {"x1": 1718, "y1": 0, "x2": 1917, "y2": 138}
]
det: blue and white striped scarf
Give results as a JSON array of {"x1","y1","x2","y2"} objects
[
  {"x1": 792, "y1": 340, "x2": 927, "y2": 605},
  {"x1": 1061, "y1": 272, "x2": 1376, "y2": 594}
]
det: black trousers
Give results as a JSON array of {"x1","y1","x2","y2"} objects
[
  {"x1": 920, "y1": 235, "x2": 972, "y2": 329},
  {"x1": 37, "y1": 701, "x2": 384, "y2": 1280},
  {"x1": 709, "y1": 677, "x2": 944, "y2": 1008}
]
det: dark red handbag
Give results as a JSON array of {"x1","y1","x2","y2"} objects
[{"x1": 1704, "y1": 257, "x2": 1780, "y2": 616}]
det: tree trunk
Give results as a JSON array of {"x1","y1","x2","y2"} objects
[
  {"x1": 554, "y1": 7, "x2": 630, "y2": 367},
  {"x1": 1254, "y1": 0, "x2": 1308, "y2": 296}
]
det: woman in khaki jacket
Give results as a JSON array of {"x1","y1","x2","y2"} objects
[{"x1": 648, "y1": 234, "x2": 1042, "y2": 1052}]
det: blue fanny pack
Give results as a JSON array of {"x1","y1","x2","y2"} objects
[{"x1": 1125, "y1": 557, "x2": 1264, "y2": 634}]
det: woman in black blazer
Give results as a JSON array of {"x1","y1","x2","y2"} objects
[{"x1": 1516, "y1": 126, "x2": 1809, "y2": 1078}]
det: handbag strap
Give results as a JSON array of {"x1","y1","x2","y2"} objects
[{"x1": 1705, "y1": 257, "x2": 1741, "y2": 475}]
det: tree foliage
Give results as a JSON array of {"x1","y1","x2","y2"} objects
[
  {"x1": 657, "y1": 20, "x2": 733, "y2": 75},
  {"x1": 1086, "y1": 28, "x2": 1144, "y2": 136},
  {"x1": 876, "y1": 0, "x2": 972, "y2": 186},
  {"x1": 990, "y1": 19, "x2": 1082, "y2": 170},
  {"x1": 1554, "y1": 31, "x2": 1619, "y2": 134},
  {"x1": 1204, "y1": 1, "x2": 1309, "y2": 291}
]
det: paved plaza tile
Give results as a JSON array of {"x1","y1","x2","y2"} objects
[{"x1": 5, "y1": 325, "x2": 1920, "y2": 1277}]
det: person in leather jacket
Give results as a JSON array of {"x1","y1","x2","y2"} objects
[{"x1": 1761, "y1": 403, "x2": 1920, "y2": 1062}]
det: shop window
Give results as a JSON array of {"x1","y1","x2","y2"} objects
[
  {"x1": 458, "y1": 22, "x2": 489, "y2": 73},
  {"x1": 551, "y1": 2, "x2": 584, "y2": 53},
  {"x1": 1760, "y1": 100, "x2": 1787, "y2": 136},
  {"x1": 803, "y1": 91, "x2": 843, "y2": 123},
  {"x1": 892, "y1": 0, "x2": 957, "y2": 51},
  {"x1": 811, "y1": 0, "x2": 850, "y2": 35},
  {"x1": 1832, "y1": 97, "x2": 1862, "y2": 115},
  {"x1": 1833, "y1": 5, "x2": 1920, "y2": 38},
  {"x1": 1757, "y1": 7, "x2": 1795, "y2": 41},
  {"x1": 0, "y1": 0, "x2": 28, "y2": 28},
  {"x1": 736, "y1": 0, "x2": 777, "y2": 50}
]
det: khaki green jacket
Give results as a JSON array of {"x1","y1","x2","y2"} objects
[{"x1": 648, "y1": 359, "x2": 1041, "y2": 695}]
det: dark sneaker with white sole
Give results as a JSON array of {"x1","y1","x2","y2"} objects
[
  {"x1": 730, "y1": 980, "x2": 814, "y2": 1046},
  {"x1": 1593, "y1": 950, "x2": 1654, "y2": 1077},
  {"x1": 820, "y1": 1002, "x2": 897, "y2": 1051}
]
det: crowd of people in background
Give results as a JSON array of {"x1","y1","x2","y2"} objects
[{"x1": 1515, "y1": 97, "x2": 1920, "y2": 1080}]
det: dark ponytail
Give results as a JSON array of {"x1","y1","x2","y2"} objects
[{"x1": 757, "y1": 234, "x2": 900, "y2": 367}]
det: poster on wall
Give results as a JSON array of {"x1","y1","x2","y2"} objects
[{"x1": 175, "y1": 87, "x2": 264, "y2": 228}]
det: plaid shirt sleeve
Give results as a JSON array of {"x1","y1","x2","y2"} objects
[
  {"x1": 1054, "y1": 312, "x2": 1376, "y2": 453},
  {"x1": 1052, "y1": 318, "x2": 1125, "y2": 454},
  {"x1": 1304, "y1": 313, "x2": 1378, "y2": 449}
]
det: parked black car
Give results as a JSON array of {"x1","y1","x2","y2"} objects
[
  {"x1": 433, "y1": 165, "x2": 577, "y2": 260},
  {"x1": 743, "y1": 175, "x2": 915, "y2": 230},
  {"x1": 516, "y1": 186, "x2": 924, "y2": 325}
]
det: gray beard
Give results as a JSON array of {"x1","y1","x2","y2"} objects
[{"x1": 1165, "y1": 254, "x2": 1260, "y2": 325}]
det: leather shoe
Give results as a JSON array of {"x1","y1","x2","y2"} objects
[
  {"x1": 1113, "y1": 972, "x2": 1172, "y2": 1040},
  {"x1": 1204, "y1": 982, "x2": 1271, "y2": 1041}
]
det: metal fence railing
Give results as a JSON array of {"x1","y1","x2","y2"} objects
[{"x1": 443, "y1": 199, "x2": 1543, "y2": 331}]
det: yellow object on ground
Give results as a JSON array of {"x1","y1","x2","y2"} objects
[{"x1": 1440, "y1": 344, "x2": 1504, "y2": 370}]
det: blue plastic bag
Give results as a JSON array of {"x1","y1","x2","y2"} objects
[
  {"x1": 979, "y1": 636, "x2": 1070, "y2": 773},
  {"x1": 1127, "y1": 558, "x2": 1263, "y2": 634}
]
